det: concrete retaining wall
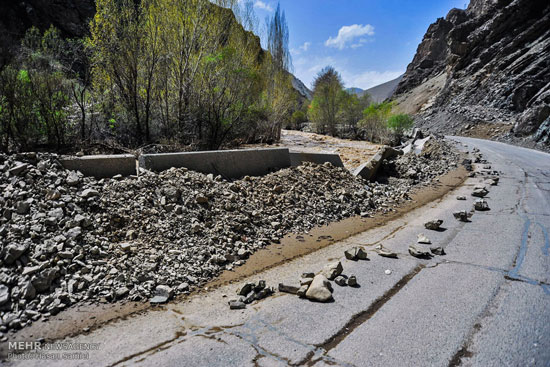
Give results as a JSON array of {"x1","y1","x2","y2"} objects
[
  {"x1": 139, "y1": 148, "x2": 291, "y2": 179},
  {"x1": 59, "y1": 154, "x2": 137, "y2": 178},
  {"x1": 289, "y1": 152, "x2": 344, "y2": 167}
]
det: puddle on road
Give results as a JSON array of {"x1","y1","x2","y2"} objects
[{"x1": 8, "y1": 166, "x2": 466, "y2": 345}]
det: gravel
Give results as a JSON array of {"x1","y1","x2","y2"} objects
[{"x1": 0, "y1": 138, "x2": 460, "y2": 333}]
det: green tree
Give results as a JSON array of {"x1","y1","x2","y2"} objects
[
  {"x1": 309, "y1": 66, "x2": 343, "y2": 135},
  {"x1": 387, "y1": 113, "x2": 414, "y2": 142},
  {"x1": 338, "y1": 91, "x2": 371, "y2": 138},
  {"x1": 360, "y1": 101, "x2": 393, "y2": 143}
]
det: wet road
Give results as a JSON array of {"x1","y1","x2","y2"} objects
[{"x1": 6, "y1": 137, "x2": 550, "y2": 367}]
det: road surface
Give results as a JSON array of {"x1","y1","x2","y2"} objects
[{"x1": 6, "y1": 137, "x2": 550, "y2": 366}]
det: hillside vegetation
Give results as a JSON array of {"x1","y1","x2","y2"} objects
[{"x1": 0, "y1": 0, "x2": 301, "y2": 152}]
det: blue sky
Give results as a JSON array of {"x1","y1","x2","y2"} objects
[{"x1": 250, "y1": 0, "x2": 468, "y2": 90}]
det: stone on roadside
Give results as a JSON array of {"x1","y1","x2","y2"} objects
[
  {"x1": 305, "y1": 275, "x2": 333, "y2": 302},
  {"x1": 417, "y1": 233, "x2": 432, "y2": 244},
  {"x1": 278, "y1": 283, "x2": 299, "y2": 295},
  {"x1": 347, "y1": 276, "x2": 358, "y2": 287},
  {"x1": 456, "y1": 195, "x2": 466, "y2": 200},
  {"x1": 424, "y1": 219, "x2": 443, "y2": 230},
  {"x1": 408, "y1": 244, "x2": 432, "y2": 258},
  {"x1": 237, "y1": 283, "x2": 255, "y2": 296},
  {"x1": 300, "y1": 277, "x2": 313, "y2": 286},
  {"x1": 430, "y1": 246, "x2": 445, "y2": 255},
  {"x1": 229, "y1": 300, "x2": 246, "y2": 310},
  {"x1": 297, "y1": 285, "x2": 309, "y2": 298},
  {"x1": 474, "y1": 199, "x2": 490, "y2": 211},
  {"x1": 321, "y1": 261, "x2": 343, "y2": 280},
  {"x1": 384, "y1": 269, "x2": 392, "y2": 275},
  {"x1": 472, "y1": 187, "x2": 489, "y2": 198},
  {"x1": 375, "y1": 245, "x2": 398, "y2": 258},
  {"x1": 344, "y1": 246, "x2": 368, "y2": 261},
  {"x1": 334, "y1": 276, "x2": 347, "y2": 286},
  {"x1": 453, "y1": 210, "x2": 469, "y2": 222},
  {"x1": 150, "y1": 285, "x2": 173, "y2": 304}
]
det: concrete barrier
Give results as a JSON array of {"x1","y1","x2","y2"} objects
[
  {"x1": 353, "y1": 146, "x2": 403, "y2": 180},
  {"x1": 59, "y1": 154, "x2": 137, "y2": 178},
  {"x1": 139, "y1": 148, "x2": 291, "y2": 179},
  {"x1": 289, "y1": 152, "x2": 344, "y2": 167}
]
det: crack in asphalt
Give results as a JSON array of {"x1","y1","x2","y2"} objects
[{"x1": 296, "y1": 265, "x2": 425, "y2": 366}]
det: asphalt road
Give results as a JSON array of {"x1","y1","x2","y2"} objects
[{"x1": 6, "y1": 137, "x2": 550, "y2": 367}]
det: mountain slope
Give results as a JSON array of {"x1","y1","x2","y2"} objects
[
  {"x1": 363, "y1": 74, "x2": 403, "y2": 103},
  {"x1": 393, "y1": 0, "x2": 550, "y2": 147}
]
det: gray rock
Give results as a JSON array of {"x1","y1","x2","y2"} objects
[
  {"x1": 0, "y1": 285, "x2": 10, "y2": 306},
  {"x1": 417, "y1": 233, "x2": 432, "y2": 244},
  {"x1": 119, "y1": 243, "x2": 132, "y2": 252},
  {"x1": 115, "y1": 287, "x2": 130, "y2": 299},
  {"x1": 474, "y1": 199, "x2": 490, "y2": 211},
  {"x1": 456, "y1": 195, "x2": 467, "y2": 200},
  {"x1": 196, "y1": 195, "x2": 209, "y2": 204},
  {"x1": 424, "y1": 219, "x2": 443, "y2": 230},
  {"x1": 347, "y1": 275, "x2": 358, "y2": 287},
  {"x1": 278, "y1": 283, "x2": 299, "y2": 294},
  {"x1": 3, "y1": 243, "x2": 28, "y2": 265},
  {"x1": 32, "y1": 268, "x2": 58, "y2": 292},
  {"x1": 321, "y1": 261, "x2": 343, "y2": 280},
  {"x1": 81, "y1": 189, "x2": 99, "y2": 198},
  {"x1": 297, "y1": 285, "x2": 308, "y2": 298},
  {"x1": 237, "y1": 283, "x2": 255, "y2": 296},
  {"x1": 430, "y1": 246, "x2": 445, "y2": 255},
  {"x1": 16, "y1": 201, "x2": 31, "y2": 215},
  {"x1": 472, "y1": 187, "x2": 489, "y2": 198},
  {"x1": 453, "y1": 210, "x2": 469, "y2": 222},
  {"x1": 150, "y1": 295, "x2": 169, "y2": 304},
  {"x1": 334, "y1": 276, "x2": 347, "y2": 286},
  {"x1": 155, "y1": 285, "x2": 173, "y2": 299},
  {"x1": 408, "y1": 244, "x2": 432, "y2": 258},
  {"x1": 8, "y1": 163, "x2": 29, "y2": 176},
  {"x1": 229, "y1": 300, "x2": 246, "y2": 310},
  {"x1": 305, "y1": 275, "x2": 333, "y2": 302},
  {"x1": 344, "y1": 246, "x2": 368, "y2": 261},
  {"x1": 375, "y1": 245, "x2": 398, "y2": 258},
  {"x1": 66, "y1": 172, "x2": 80, "y2": 186}
]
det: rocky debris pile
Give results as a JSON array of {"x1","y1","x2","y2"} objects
[
  {"x1": 0, "y1": 144, "x2": 460, "y2": 335},
  {"x1": 228, "y1": 280, "x2": 275, "y2": 309},
  {"x1": 278, "y1": 259, "x2": 360, "y2": 303},
  {"x1": 378, "y1": 138, "x2": 460, "y2": 185}
]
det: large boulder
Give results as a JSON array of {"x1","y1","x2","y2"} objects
[{"x1": 305, "y1": 275, "x2": 333, "y2": 302}]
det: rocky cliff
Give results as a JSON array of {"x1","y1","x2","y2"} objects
[{"x1": 394, "y1": 0, "x2": 550, "y2": 147}]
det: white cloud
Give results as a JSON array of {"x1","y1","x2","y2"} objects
[
  {"x1": 341, "y1": 70, "x2": 403, "y2": 90},
  {"x1": 291, "y1": 42, "x2": 312, "y2": 55},
  {"x1": 253, "y1": 1, "x2": 273, "y2": 12},
  {"x1": 325, "y1": 24, "x2": 375, "y2": 50}
]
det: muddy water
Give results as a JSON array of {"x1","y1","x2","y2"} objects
[{"x1": 9, "y1": 166, "x2": 467, "y2": 344}]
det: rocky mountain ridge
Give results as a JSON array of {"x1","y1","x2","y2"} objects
[{"x1": 394, "y1": 0, "x2": 550, "y2": 147}]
